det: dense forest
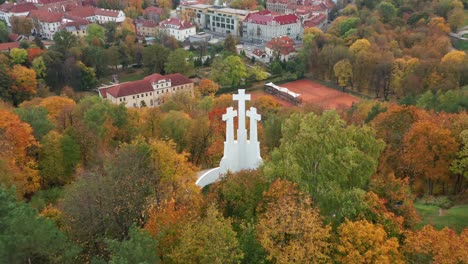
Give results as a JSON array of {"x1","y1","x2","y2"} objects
[{"x1": 1, "y1": 0, "x2": 468, "y2": 262}]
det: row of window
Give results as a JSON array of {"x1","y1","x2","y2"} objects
[
  {"x1": 212, "y1": 23, "x2": 234, "y2": 30},
  {"x1": 121, "y1": 85, "x2": 191, "y2": 102}
]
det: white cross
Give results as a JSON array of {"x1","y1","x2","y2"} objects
[
  {"x1": 222, "y1": 107, "x2": 237, "y2": 143},
  {"x1": 233, "y1": 89, "x2": 251, "y2": 143},
  {"x1": 246, "y1": 107, "x2": 261, "y2": 143}
]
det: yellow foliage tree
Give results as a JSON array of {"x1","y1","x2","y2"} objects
[
  {"x1": 39, "y1": 96, "x2": 76, "y2": 130},
  {"x1": 349, "y1": 38, "x2": 371, "y2": 54},
  {"x1": 256, "y1": 179, "x2": 332, "y2": 263},
  {"x1": 336, "y1": 219, "x2": 405, "y2": 264},
  {"x1": 334, "y1": 59, "x2": 353, "y2": 89}
]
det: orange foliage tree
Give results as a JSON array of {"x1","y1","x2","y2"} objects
[
  {"x1": 256, "y1": 179, "x2": 332, "y2": 263},
  {"x1": 0, "y1": 109, "x2": 40, "y2": 197},
  {"x1": 39, "y1": 96, "x2": 76, "y2": 130},
  {"x1": 404, "y1": 225, "x2": 468, "y2": 264},
  {"x1": 197, "y1": 78, "x2": 219, "y2": 96},
  {"x1": 402, "y1": 119, "x2": 458, "y2": 195},
  {"x1": 8, "y1": 65, "x2": 37, "y2": 106},
  {"x1": 336, "y1": 219, "x2": 405, "y2": 264}
]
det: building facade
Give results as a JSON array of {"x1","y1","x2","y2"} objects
[
  {"x1": 159, "y1": 17, "x2": 196, "y2": 41},
  {"x1": 98, "y1": 73, "x2": 194, "y2": 108},
  {"x1": 265, "y1": 35, "x2": 296, "y2": 61},
  {"x1": 180, "y1": 4, "x2": 250, "y2": 37},
  {"x1": 243, "y1": 10, "x2": 301, "y2": 42}
]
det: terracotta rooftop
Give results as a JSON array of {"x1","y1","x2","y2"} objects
[
  {"x1": 29, "y1": 9, "x2": 64, "y2": 22},
  {"x1": 66, "y1": 6, "x2": 95, "y2": 18},
  {"x1": 135, "y1": 19, "x2": 158, "y2": 28},
  {"x1": 8, "y1": 3, "x2": 37, "y2": 13},
  {"x1": 159, "y1": 17, "x2": 194, "y2": 30},
  {"x1": 143, "y1": 6, "x2": 164, "y2": 15},
  {"x1": 244, "y1": 10, "x2": 299, "y2": 25},
  {"x1": 95, "y1": 8, "x2": 121, "y2": 17},
  {"x1": 101, "y1": 73, "x2": 192, "y2": 98},
  {"x1": 303, "y1": 13, "x2": 326, "y2": 28},
  {"x1": 0, "y1": 42, "x2": 20, "y2": 51},
  {"x1": 266, "y1": 36, "x2": 296, "y2": 55}
]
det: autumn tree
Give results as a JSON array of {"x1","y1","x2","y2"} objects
[
  {"x1": 404, "y1": 225, "x2": 468, "y2": 263},
  {"x1": 85, "y1": 23, "x2": 105, "y2": 46},
  {"x1": 0, "y1": 109, "x2": 40, "y2": 197},
  {"x1": 371, "y1": 105, "x2": 425, "y2": 176},
  {"x1": 349, "y1": 38, "x2": 371, "y2": 55},
  {"x1": 335, "y1": 219, "x2": 405, "y2": 264},
  {"x1": 39, "y1": 96, "x2": 76, "y2": 130},
  {"x1": 402, "y1": 119, "x2": 459, "y2": 195},
  {"x1": 10, "y1": 17, "x2": 33, "y2": 36},
  {"x1": 369, "y1": 173, "x2": 420, "y2": 229},
  {"x1": 334, "y1": 59, "x2": 353, "y2": 90},
  {"x1": 167, "y1": 204, "x2": 243, "y2": 264},
  {"x1": 256, "y1": 179, "x2": 331, "y2": 263},
  {"x1": 264, "y1": 111, "x2": 384, "y2": 223},
  {"x1": 159, "y1": 110, "x2": 193, "y2": 152},
  {"x1": 198, "y1": 78, "x2": 219, "y2": 96},
  {"x1": 8, "y1": 65, "x2": 37, "y2": 106},
  {"x1": 9, "y1": 48, "x2": 28, "y2": 65}
]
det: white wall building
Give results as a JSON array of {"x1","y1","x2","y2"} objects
[
  {"x1": 98, "y1": 73, "x2": 194, "y2": 108},
  {"x1": 159, "y1": 17, "x2": 196, "y2": 41},
  {"x1": 180, "y1": 4, "x2": 250, "y2": 37},
  {"x1": 243, "y1": 10, "x2": 301, "y2": 42}
]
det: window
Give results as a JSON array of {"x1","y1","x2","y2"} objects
[
  {"x1": 137, "y1": 95, "x2": 139, "y2": 98},
  {"x1": 133, "y1": 96, "x2": 135, "y2": 99}
]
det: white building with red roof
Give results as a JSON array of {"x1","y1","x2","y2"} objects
[
  {"x1": 98, "y1": 73, "x2": 194, "y2": 108},
  {"x1": 159, "y1": 17, "x2": 196, "y2": 41},
  {"x1": 243, "y1": 10, "x2": 301, "y2": 42},
  {"x1": 265, "y1": 35, "x2": 296, "y2": 61},
  {"x1": 0, "y1": 2, "x2": 37, "y2": 27},
  {"x1": 28, "y1": 10, "x2": 64, "y2": 38}
]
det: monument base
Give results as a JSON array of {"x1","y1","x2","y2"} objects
[{"x1": 196, "y1": 167, "x2": 222, "y2": 188}]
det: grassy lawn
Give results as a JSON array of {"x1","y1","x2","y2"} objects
[
  {"x1": 415, "y1": 203, "x2": 468, "y2": 233},
  {"x1": 453, "y1": 39, "x2": 468, "y2": 50}
]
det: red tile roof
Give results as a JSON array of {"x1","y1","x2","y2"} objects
[
  {"x1": 0, "y1": 3, "x2": 14, "y2": 12},
  {"x1": 29, "y1": 9, "x2": 64, "y2": 22},
  {"x1": 159, "y1": 17, "x2": 194, "y2": 30},
  {"x1": 95, "y1": 8, "x2": 120, "y2": 17},
  {"x1": 266, "y1": 36, "x2": 296, "y2": 55},
  {"x1": 9, "y1": 3, "x2": 37, "y2": 13},
  {"x1": 106, "y1": 80, "x2": 152, "y2": 98},
  {"x1": 143, "y1": 6, "x2": 163, "y2": 15},
  {"x1": 66, "y1": 6, "x2": 95, "y2": 18},
  {"x1": 101, "y1": 73, "x2": 192, "y2": 98},
  {"x1": 303, "y1": 13, "x2": 326, "y2": 28},
  {"x1": 244, "y1": 10, "x2": 299, "y2": 25},
  {"x1": 135, "y1": 19, "x2": 157, "y2": 28},
  {"x1": 0, "y1": 42, "x2": 20, "y2": 51}
]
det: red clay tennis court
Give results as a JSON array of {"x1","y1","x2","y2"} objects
[{"x1": 279, "y1": 79, "x2": 360, "y2": 109}]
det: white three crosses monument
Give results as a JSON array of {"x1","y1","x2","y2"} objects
[{"x1": 196, "y1": 89, "x2": 263, "y2": 187}]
